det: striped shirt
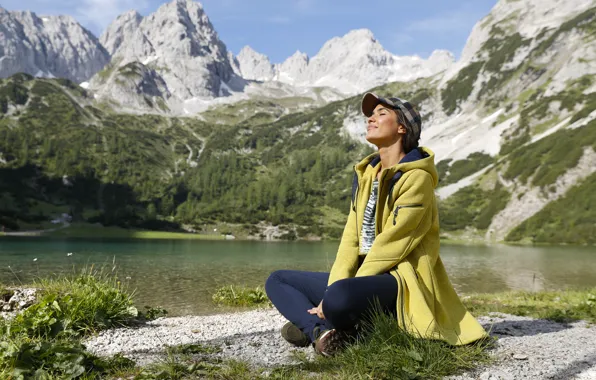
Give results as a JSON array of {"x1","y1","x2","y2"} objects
[{"x1": 360, "y1": 179, "x2": 378, "y2": 254}]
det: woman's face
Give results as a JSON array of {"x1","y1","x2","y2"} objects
[{"x1": 365, "y1": 103, "x2": 406, "y2": 147}]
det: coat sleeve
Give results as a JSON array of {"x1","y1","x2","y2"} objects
[
  {"x1": 327, "y1": 202, "x2": 360, "y2": 287},
  {"x1": 355, "y1": 171, "x2": 434, "y2": 277}
]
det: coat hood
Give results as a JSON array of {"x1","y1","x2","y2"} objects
[{"x1": 355, "y1": 147, "x2": 439, "y2": 188}]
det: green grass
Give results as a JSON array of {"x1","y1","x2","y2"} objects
[
  {"x1": 45, "y1": 223, "x2": 225, "y2": 240},
  {"x1": 463, "y1": 289, "x2": 596, "y2": 323},
  {"x1": 211, "y1": 285, "x2": 271, "y2": 308},
  {"x1": 0, "y1": 268, "x2": 141, "y2": 379}
]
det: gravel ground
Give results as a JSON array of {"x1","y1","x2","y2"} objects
[{"x1": 84, "y1": 309, "x2": 596, "y2": 379}]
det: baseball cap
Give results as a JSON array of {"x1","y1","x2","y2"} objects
[{"x1": 361, "y1": 92, "x2": 422, "y2": 139}]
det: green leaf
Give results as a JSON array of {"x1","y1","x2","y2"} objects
[{"x1": 407, "y1": 350, "x2": 423, "y2": 362}]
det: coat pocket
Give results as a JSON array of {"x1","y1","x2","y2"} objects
[{"x1": 392, "y1": 203, "x2": 423, "y2": 225}]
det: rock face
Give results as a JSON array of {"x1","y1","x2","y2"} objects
[
  {"x1": 442, "y1": 0, "x2": 596, "y2": 86},
  {"x1": 235, "y1": 46, "x2": 275, "y2": 81},
  {"x1": 99, "y1": 10, "x2": 143, "y2": 56},
  {"x1": 0, "y1": 7, "x2": 110, "y2": 83},
  {"x1": 90, "y1": 62, "x2": 172, "y2": 112},
  {"x1": 95, "y1": 0, "x2": 243, "y2": 102}
]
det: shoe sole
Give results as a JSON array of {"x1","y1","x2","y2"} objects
[{"x1": 315, "y1": 329, "x2": 338, "y2": 357}]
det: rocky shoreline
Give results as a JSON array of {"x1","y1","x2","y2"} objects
[{"x1": 83, "y1": 308, "x2": 596, "y2": 379}]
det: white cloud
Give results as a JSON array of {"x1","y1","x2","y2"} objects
[{"x1": 75, "y1": 0, "x2": 149, "y2": 32}]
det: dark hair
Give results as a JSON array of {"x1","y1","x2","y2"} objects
[{"x1": 395, "y1": 108, "x2": 420, "y2": 153}]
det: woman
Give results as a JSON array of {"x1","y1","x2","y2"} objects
[{"x1": 265, "y1": 93, "x2": 487, "y2": 356}]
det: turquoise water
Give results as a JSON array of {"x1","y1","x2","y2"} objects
[{"x1": 1, "y1": 238, "x2": 595, "y2": 315}]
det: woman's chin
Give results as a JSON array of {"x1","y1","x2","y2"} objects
[{"x1": 365, "y1": 134, "x2": 381, "y2": 146}]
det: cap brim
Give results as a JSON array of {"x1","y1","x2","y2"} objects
[{"x1": 361, "y1": 92, "x2": 380, "y2": 117}]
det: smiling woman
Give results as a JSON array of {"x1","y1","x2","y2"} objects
[{"x1": 265, "y1": 92, "x2": 488, "y2": 356}]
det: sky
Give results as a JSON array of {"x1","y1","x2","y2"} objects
[{"x1": 2, "y1": 0, "x2": 499, "y2": 63}]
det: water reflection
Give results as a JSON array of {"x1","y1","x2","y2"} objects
[{"x1": 0, "y1": 238, "x2": 595, "y2": 315}]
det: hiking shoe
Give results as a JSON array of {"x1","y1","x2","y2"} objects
[
  {"x1": 314, "y1": 329, "x2": 344, "y2": 357},
  {"x1": 281, "y1": 322, "x2": 310, "y2": 347}
]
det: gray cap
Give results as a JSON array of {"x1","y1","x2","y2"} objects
[{"x1": 361, "y1": 92, "x2": 422, "y2": 140}]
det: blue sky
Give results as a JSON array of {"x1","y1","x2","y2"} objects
[{"x1": 3, "y1": 0, "x2": 498, "y2": 62}]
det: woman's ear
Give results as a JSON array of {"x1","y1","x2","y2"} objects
[{"x1": 398, "y1": 124, "x2": 407, "y2": 135}]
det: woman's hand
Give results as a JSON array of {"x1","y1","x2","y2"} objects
[{"x1": 307, "y1": 300, "x2": 325, "y2": 319}]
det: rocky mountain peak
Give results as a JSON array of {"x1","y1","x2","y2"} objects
[
  {"x1": 236, "y1": 46, "x2": 275, "y2": 81},
  {"x1": 453, "y1": 0, "x2": 595, "y2": 76},
  {"x1": 100, "y1": 10, "x2": 143, "y2": 55},
  {"x1": 92, "y1": 0, "x2": 241, "y2": 103},
  {"x1": 0, "y1": 7, "x2": 109, "y2": 82}
]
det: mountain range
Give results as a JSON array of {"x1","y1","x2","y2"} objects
[{"x1": 0, "y1": 0, "x2": 595, "y2": 244}]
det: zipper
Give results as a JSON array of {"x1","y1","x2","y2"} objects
[
  {"x1": 375, "y1": 170, "x2": 389, "y2": 236},
  {"x1": 392, "y1": 204, "x2": 423, "y2": 225},
  {"x1": 353, "y1": 166, "x2": 361, "y2": 239},
  {"x1": 394, "y1": 269, "x2": 407, "y2": 329}
]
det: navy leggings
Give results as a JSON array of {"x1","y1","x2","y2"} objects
[{"x1": 265, "y1": 270, "x2": 398, "y2": 342}]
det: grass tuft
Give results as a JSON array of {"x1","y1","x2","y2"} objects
[
  {"x1": 211, "y1": 285, "x2": 272, "y2": 308},
  {"x1": 463, "y1": 289, "x2": 596, "y2": 323},
  {"x1": 0, "y1": 268, "x2": 139, "y2": 379},
  {"x1": 304, "y1": 309, "x2": 492, "y2": 380}
]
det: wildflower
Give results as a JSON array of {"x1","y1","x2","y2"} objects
[
  {"x1": 67, "y1": 252, "x2": 73, "y2": 256},
  {"x1": 126, "y1": 276, "x2": 131, "y2": 280},
  {"x1": 33, "y1": 258, "x2": 38, "y2": 262}
]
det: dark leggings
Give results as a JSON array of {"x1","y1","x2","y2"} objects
[{"x1": 265, "y1": 270, "x2": 398, "y2": 342}]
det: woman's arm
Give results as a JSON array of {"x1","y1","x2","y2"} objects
[
  {"x1": 355, "y1": 170, "x2": 434, "y2": 277},
  {"x1": 327, "y1": 202, "x2": 360, "y2": 287}
]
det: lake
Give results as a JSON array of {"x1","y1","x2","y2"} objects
[{"x1": 1, "y1": 238, "x2": 595, "y2": 315}]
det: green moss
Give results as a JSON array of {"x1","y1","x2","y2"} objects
[
  {"x1": 506, "y1": 172, "x2": 596, "y2": 244},
  {"x1": 441, "y1": 61, "x2": 484, "y2": 115}
]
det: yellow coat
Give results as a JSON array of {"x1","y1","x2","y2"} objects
[{"x1": 328, "y1": 147, "x2": 487, "y2": 345}]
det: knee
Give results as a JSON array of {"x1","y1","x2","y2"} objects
[
  {"x1": 265, "y1": 270, "x2": 289, "y2": 294},
  {"x1": 323, "y1": 279, "x2": 352, "y2": 317}
]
